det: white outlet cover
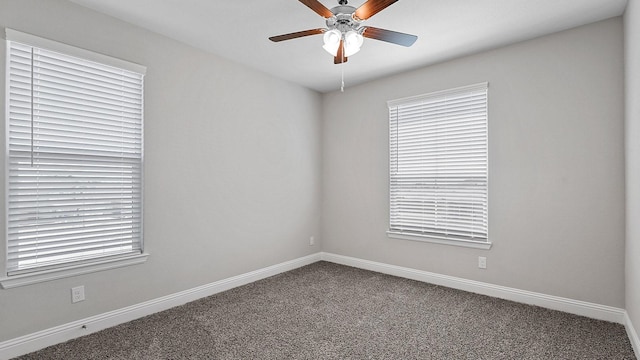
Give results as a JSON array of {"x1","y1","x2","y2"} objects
[
  {"x1": 478, "y1": 257, "x2": 487, "y2": 269},
  {"x1": 71, "y1": 285, "x2": 85, "y2": 303}
]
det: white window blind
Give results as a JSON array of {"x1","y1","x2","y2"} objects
[
  {"x1": 388, "y1": 83, "x2": 488, "y2": 245},
  {"x1": 6, "y1": 31, "x2": 145, "y2": 275}
]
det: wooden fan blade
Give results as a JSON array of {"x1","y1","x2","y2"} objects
[
  {"x1": 354, "y1": 0, "x2": 398, "y2": 21},
  {"x1": 269, "y1": 28, "x2": 325, "y2": 42},
  {"x1": 299, "y1": 0, "x2": 334, "y2": 18},
  {"x1": 334, "y1": 40, "x2": 348, "y2": 64},
  {"x1": 334, "y1": 56, "x2": 348, "y2": 64},
  {"x1": 362, "y1": 26, "x2": 417, "y2": 47}
]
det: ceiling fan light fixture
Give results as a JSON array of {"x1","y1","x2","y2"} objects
[
  {"x1": 269, "y1": 0, "x2": 418, "y2": 67},
  {"x1": 322, "y1": 29, "x2": 342, "y2": 56},
  {"x1": 344, "y1": 30, "x2": 363, "y2": 57}
]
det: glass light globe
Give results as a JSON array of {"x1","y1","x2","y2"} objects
[
  {"x1": 322, "y1": 29, "x2": 342, "y2": 56},
  {"x1": 344, "y1": 30, "x2": 363, "y2": 57}
]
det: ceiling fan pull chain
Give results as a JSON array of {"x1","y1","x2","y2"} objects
[
  {"x1": 341, "y1": 60, "x2": 345, "y2": 92},
  {"x1": 341, "y1": 46, "x2": 345, "y2": 92}
]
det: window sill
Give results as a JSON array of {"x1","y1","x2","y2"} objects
[
  {"x1": 0, "y1": 253, "x2": 149, "y2": 289},
  {"x1": 387, "y1": 231, "x2": 492, "y2": 250}
]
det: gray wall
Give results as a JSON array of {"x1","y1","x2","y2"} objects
[
  {"x1": 321, "y1": 18, "x2": 625, "y2": 307},
  {"x1": 0, "y1": 0, "x2": 322, "y2": 341},
  {"x1": 625, "y1": 0, "x2": 640, "y2": 338}
]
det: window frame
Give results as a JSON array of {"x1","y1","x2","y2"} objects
[
  {"x1": 386, "y1": 83, "x2": 490, "y2": 250},
  {"x1": 1, "y1": 29, "x2": 148, "y2": 289}
]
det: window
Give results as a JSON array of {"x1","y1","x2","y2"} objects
[
  {"x1": 3, "y1": 29, "x2": 147, "y2": 286},
  {"x1": 387, "y1": 83, "x2": 489, "y2": 249}
]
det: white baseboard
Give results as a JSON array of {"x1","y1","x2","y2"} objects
[
  {"x1": 625, "y1": 312, "x2": 640, "y2": 358},
  {"x1": 320, "y1": 252, "x2": 627, "y2": 324},
  {"x1": 0, "y1": 253, "x2": 321, "y2": 360}
]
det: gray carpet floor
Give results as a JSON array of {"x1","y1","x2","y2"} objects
[{"x1": 16, "y1": 261, "x2": 636, "y2": 359}]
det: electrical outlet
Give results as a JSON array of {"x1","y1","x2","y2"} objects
[
  {"x1": 71, "y1": 285, "x2": 85, "y2": 303},
  {"x1": 309, "y1": 236, "x2": 315, "y2": 246},
  {"x1": 478, "y1": 256, "x2": 487, "y2": 269}
]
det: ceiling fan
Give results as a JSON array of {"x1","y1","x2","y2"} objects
[{"x1": 269, "y1": 0, "x2": 418, "y2": 64}]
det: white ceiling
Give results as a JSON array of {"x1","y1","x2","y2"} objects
[{"x1": 68, "y1": 0, "x2": 627, "y2": 93}]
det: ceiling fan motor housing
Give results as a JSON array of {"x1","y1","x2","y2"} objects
[{"x1": 326, "y1": 5, "x2": 363, "y2": 34}]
